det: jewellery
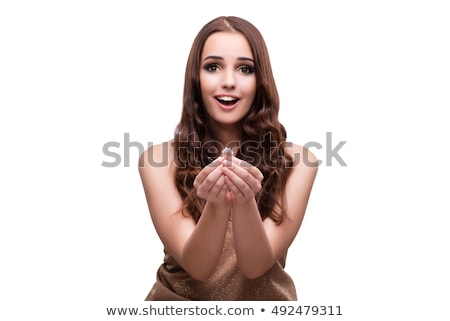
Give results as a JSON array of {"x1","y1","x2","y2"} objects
[
  {"x1": 222, "y1": 147, "x2": 233, "y2": 158},
  {"x1": 222, "y1": 147, "x2": 233, "y2": 166}
]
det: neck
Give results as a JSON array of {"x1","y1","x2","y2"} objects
[{"x1": 212, "y1": 124, "x2": 242, "y2": 149}]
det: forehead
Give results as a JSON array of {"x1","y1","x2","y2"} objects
[{"x1": 201, "y1": 32, "x2": 253, "y2": 60}]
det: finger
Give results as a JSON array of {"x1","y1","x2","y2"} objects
[
  {"x1": 208, "y1": 157, "x2": 224, "y2": 168},
  {"x1": 216, "y1": 176, "x2": 230, "y2": 199},
  {"x1": 211, "y1": 174, "x2": 227, "y2": 198},
  {"x1": 193, "y1": 157, "x2": 223, "y2": 188},
  {"x1": 228, "y1": 157, "x2": 264, "y2": 182},
  {"x1": 223, "y1": 167, "x2": 255, "y2": 198},
  {"x1": 223, "y1": 164, "x2": 262, "y2": 193},
  {"x1": 195, "y1": 165, "x2": 224, "y2": 198},
  {"x1": 244, "y1": 165, "x2": 264, "y2": 183},
  {"x1": 224, "y1": 176, "x2": 244, "y2": 199},
  {"x1": 225, "y1": 186, "x2": 235, "y2": 204}
]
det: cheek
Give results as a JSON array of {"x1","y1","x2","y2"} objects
[
  {"x1": 243, "y1": 78, "x2": 257, "y2": 97},
  {"x1": 199, "y1": 73, "x2": 206, "y2": 94},
  {"x1": 199, "y1": 72, "x2": 216, "y2": 92},
  {"x1": 199, "y1": 77, "x2": 214, "y2": 107}
]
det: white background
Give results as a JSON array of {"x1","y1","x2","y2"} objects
[{"x1": 1, "y1": 1, "x2": 449, "y2": 320}]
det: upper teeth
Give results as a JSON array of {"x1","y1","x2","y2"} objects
[{"x1": 217, "y1": 96, "x2": 236, "y2": 101}]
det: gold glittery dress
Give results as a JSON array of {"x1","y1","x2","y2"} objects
[{"x1": 145, "y1": 220, "x2": 297, "y2": 300}]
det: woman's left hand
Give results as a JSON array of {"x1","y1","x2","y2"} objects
[{"x1": 221, "y1": 156, "x2": 264, "y2": 207}]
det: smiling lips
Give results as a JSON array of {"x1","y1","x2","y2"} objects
[{"x1": 215, "y1": 95, "x2": 239, "y2": 109}]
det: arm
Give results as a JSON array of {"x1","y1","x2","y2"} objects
[
  {"x1": 139, "y1": 143, "x2": 231, "y2": 281},
  {"x1": 223, "y1": 144, "x2": 318, "y2": 278},
  {"x1": 181, "y1": 201, "x2": 230, "y2": 280}
]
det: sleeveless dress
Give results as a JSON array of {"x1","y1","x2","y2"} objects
[{"x1": 145, "y1": 220, "x2": 297, "y2": 300}]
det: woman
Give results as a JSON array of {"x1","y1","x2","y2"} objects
[{"x1": 139, "y1": 16, "x2": 318, "y2": 300}]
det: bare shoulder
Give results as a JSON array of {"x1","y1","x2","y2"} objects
[
  {"x1": 285, "y1": 142, "x2": 319, "y2": 175},
  {"x1": 262, "y1": 142, "x2": 318, "y2": 257},
  {"x1": 138, "y1": 140, "x2": 195, "y2": 263},
  {"x1": 279, "y1": 142, "x2": 318, "y2": 223},
  {"x1": 138, "y1": 140, "x2": 181, "y2": 217},
  {"x1": 282, "y1": 142, "x2": 318, "y2": 212},
  {"x1": 138, "y1": 140, "x2": 174, "y2": 170}
]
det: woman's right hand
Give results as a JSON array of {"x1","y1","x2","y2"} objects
[{"x1": 193, "y1": 157, "x2": 231, "y2": 209}]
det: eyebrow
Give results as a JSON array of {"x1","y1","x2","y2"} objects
[{"x1": 203, "y1": 55, "x2": 254, "y2": 63}]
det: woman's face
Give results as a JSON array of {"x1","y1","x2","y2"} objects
[{"x1": 199, "y1": 31, "x2": 257, "y2": 129}]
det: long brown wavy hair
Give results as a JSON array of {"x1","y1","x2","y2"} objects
[{"x1": 172, "y1": 16, "x2": 293, "y2": 223}]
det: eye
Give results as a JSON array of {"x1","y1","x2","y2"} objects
[
  {"x1": 238, "y1": 65, "x2": 255, "y2": 75},
  {"x1": 204, "y1": 63, "x2": 220, "y2": 72}
]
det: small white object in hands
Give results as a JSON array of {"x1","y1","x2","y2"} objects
[{"x1": 222, "y1": 147, "x2": 233, "y2": 166}]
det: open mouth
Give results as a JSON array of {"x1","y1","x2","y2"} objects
[{"x1": 216, "y1": 96, "x2": 239, "y2": 106}]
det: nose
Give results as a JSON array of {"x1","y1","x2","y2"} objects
[{"x1": 221, "y1": 69, "x2": 236, "y2": 89}]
